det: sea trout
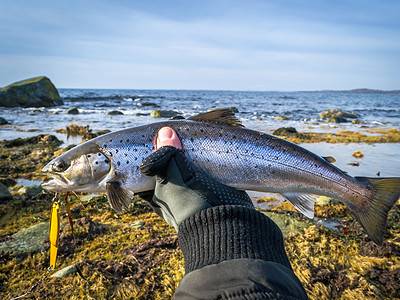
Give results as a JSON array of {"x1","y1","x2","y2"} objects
[{"x1": 42, "y1": 108, "x2": 400, "y2": 243}]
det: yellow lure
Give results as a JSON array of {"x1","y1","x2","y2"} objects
[{"x1": 49, "y1": 201, "x2": 60, "y2": 269}]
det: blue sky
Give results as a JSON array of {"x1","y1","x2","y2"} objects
[{"x1": 0, "y1": 0, "x2": 399, "y2": 90}]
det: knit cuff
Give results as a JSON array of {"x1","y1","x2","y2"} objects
[{"x1": 178, "y1": 205, "x2": 291, "y2": 273}]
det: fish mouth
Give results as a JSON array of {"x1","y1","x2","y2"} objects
[{"x1": 41, "y1": 171, "x2": 70, "y2": 191}]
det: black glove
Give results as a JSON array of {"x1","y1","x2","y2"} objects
[{"x1": 140, "y1": 146, "x2": 254, "y2": 230}]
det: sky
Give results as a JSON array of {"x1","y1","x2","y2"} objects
[{"x1": 0, "y1": 0, "x2": 399, "y2": 91}]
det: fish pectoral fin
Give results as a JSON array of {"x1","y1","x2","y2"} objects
[
  {"x1": 282, "y1": 192, "x2": 318, "y2": 219},
  {"x1": 106, "y1": 181, "x2": 133, "y2": 213},
  {"x1": 322, "y1": 156, "x2": 336, "y2": 163},
  {"x1": 188, "y1": 108, "x2": 243, "y2": 127}
]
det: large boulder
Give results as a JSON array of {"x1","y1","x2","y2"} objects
[
  {"x1": 0, "y1": 76, "x2": 63, "y2": 107},
  {"x1": 319, "y1": 109, "x2": 359, "y2": 123}
]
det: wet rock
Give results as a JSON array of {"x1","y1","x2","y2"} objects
[
  {"x1": 0, "y1": 178, "x2": 16, "y2": 187},
  {"x1": 135, "y1": 112, "x2": 150, "y2": 116},
  {"x1": 273, "y1": 127, "x2": 300, "y2": 137},
  {"x1": 319, "y1": 109, "x2": 359, "y2": 123},
  {"x1": 0, "y1": 183, "x2": 12, "y2": 201},
  {"x1": 273, "y1": 115, "x2": 289, "y2": 121},
  {"x1": 0, "y1": 117, "x2": 9, "y2": 125},
  {"x1": 150, "y1": 110, "x2": 179, "y2": 118},
  {"x1": 67, "y1": 107, "x2": 79, "y2": 114},
  {"x1": 139, "y1": 102, "x2": 160, "y2": 108},
  {"x1": 108, "y1": 110, "x2": 124, "y2": 115},
  {"x1": 0, "y1": 76, "x2": 62, "y2": 107},
  {"x1": 0, "y1": 222, "x2": 49, "y2": 256},
  {"x1": 51, "y1": 264, "x2": 78, "y2": 278},
  {"x1": 352, "y1": 150, "x2": 364, "y2": 158}
]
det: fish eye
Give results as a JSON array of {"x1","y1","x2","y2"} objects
[{"x1": 53, "y1": 160, "x2": 68, "y2": 172}]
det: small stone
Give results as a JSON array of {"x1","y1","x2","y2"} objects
[
  {"x1": 352, "y1": 150, "x2": 364, "y2": 159},
  {"x1": 108, "y1": 110, "x2": 124, "y2": 115},
  {"x1": 67, "y1": 107, "x2": 79, "y2": 114},
  {"x1": 0, "y1": 117, "x2": 9, "y2": 125},
  {"x1": 51, "y1": 264, "x2": 77, "y2": 278},
  {"x1": 131, "y1": 220, "x2": 145, "y2": 229}
]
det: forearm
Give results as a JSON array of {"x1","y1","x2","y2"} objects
[{"x1": 175, "y1": 205, "x2": 307, "y2": 299}]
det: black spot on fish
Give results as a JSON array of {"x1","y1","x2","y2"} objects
[
  {"x1": 126, "y1": 161, "x2": 129, "y2": 164},
  {"x1": 117, "y1": 161, "x2": 121, "y2": 166},
  {"x1": 190, "y1": 137, "x2": 194, "y2": 142},
  {"x1": 135, "y1": 157, "x2": 138, "y2": 161},
  {"x1": 233, "y1": 135, "x2": 236, "y2": 139},
  {"x1": 275, "y1": 156, "x2": 278, "y2": 160},
  {"x1": 124, "y1": 153, "x2": 127, "y2": 157},
  {"x1": 104, "y1": 144, "x2": 107, "y2": 148},
  {"x1": 226, "y1": 150, "x2": 230, "y2": 153},
  {"x1": 109, "y1": 139, "x2": 113, "y2": 142},
  {"x1": 120, "y1": 140, "x2": 123, "y2": 143},
  {"x1": 95, "y1": 161, "x2": 98, "y2": 165},
  {"x1": 126, "y1": 139, "x2": 129, "y2": 142},
  {"x1": 104, "y1": 159, "x2": 109, "y2": 163},
  {"x1": 142, "y1": 134, "x2": 145, "y2": 138},
  {"x1": 87, "y1": 154, "x2": 91, "y2": 158},
  {"x1": 200, "y1": 129, "x2": 204, "y2": 133},
  {"x1": 98, "y1": 153, "x2": 102, "y2": 156},
  {"x1": 235, "y1": 155, "x2": 239, "y2": 159},
  {"x1": 134, "y1": 148, "x2": 137, "y2": 152},
  {"x1": 115, "y1": 149, "x2": 119, "y2": 153}
]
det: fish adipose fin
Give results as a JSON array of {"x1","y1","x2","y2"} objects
[
  {"x1": 353, "y1": 177, "x2": 400, "y2": 244},
  {"x1": 189, "y1": 108, "x2": 243, "y2": 127},
  {"x1": 106, "y1": 181, "x2": 133, "y2": 213},
  {"x1": 283, "y1": 192, "x2": 318, "y2": 219}
]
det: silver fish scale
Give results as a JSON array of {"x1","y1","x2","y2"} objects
[{"x1": 89, "y1": 120, "x2": 363, "y2": 201}]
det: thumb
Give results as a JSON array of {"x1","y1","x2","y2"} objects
[{"x1": 156, "y1": 127, "x2": 182, "y2": 150}]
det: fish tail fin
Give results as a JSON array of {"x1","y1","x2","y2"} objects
[{"x1": 353, "y1": 177, "x2": 400, "y2": 244}]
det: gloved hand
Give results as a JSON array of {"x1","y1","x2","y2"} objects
[{"x1": 140, "y1": 127, "x2": 254, "y2": 230}]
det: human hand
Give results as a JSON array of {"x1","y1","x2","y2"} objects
[{"x1": 140, "y1": 127, "x2": 254, "y2": 230}]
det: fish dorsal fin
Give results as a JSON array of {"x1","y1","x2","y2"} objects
[
  {"x1": 322, "y1": 156, "x2": 336, "y2": 163},
  {"x1": 188, "y1": 107, "x2": 243, "y2": 127},
  {"x1": 282, "y1": 192, "x2": 318, "y2": 219}
]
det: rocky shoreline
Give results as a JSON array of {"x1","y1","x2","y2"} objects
[{"x1": 0, "y1": 130, "x2": 399, "y2": 299}]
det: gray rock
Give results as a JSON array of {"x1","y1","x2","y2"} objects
[
  {"x1": 0, "y1": 76, "x2": 62, "y2": 107},
  {"x1": 108, "y1": 110, "x2": 124, "y2": 115},
  {"x1": 67, "y1": 107, "x2": 79, "y2": 114},
  {"x1": 51, "y1": 264, "x2": 78, "y2": 278},
  {"x1": 0, "y1": 117, "x2": 9, "y2": 125},
  {"x1": 150, "y1": 110, "x2": 179, "y2": 118},
  {"x1": 0, "y1": 222, "x2": 49, "y2": 256},
  {"x1": 0, "y1": 183, "x2": 12, "y2": 201}
]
